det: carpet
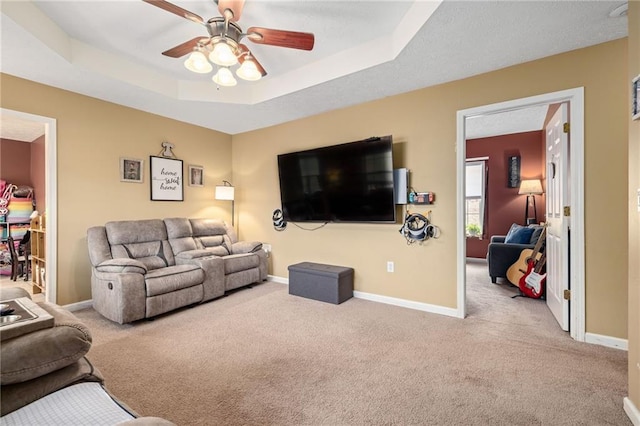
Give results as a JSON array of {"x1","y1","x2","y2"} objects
[{"x1": 74, "y1": 263, "x2": 629, "y2": 425}]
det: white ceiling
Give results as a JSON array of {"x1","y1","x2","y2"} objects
[{"x1": 0, "y1": 0, "x2": 628, "y2": 136}]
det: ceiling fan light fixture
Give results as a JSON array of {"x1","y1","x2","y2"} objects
[
  {"x1": 184, "y1": 50, "x2": 213, "y2": 73},
  {"x1": 212, "y1": 67, "x2": 237, "y2": 87},
  {"x1": 236, "y1": 58, "x2": 261, "y2": 81},
  {"x1": 209, "y1": 40, "x2": 238, "y2": 67}
]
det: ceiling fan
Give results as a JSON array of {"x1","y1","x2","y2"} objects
[{"x1": 142, "y1": 0, "x2": 315, "y2": 87}]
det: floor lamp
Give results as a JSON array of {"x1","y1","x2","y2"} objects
[
  {"x1": 215, "y1": 180, "x2": 235, "y2": 226},
  {"x1": 518, "y1": 179, "x2": 543, "y2": 225}
]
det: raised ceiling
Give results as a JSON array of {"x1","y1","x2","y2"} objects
[{"x1": 0, "y1": 1, "x2": 628, "y2": 135}]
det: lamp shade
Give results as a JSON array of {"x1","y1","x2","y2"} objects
[
  {"x1": 236, "y1": 58, "x2": 262, "y2": 81},
  {"x1": 518, "y1": 179, "x2": 544, "y2": 195},
  {"x1": 215, "y1": 185, "x2": 235, "y2": 201},
  {"x1": 184, "y1": 51, "x2": 212, "y2": 73},
  {"x1": 212, "y1": 67, "x2": 237, "y2": 87},
  {"x1": 209, "y1": 41, "x2": 238, "y2": 67}
]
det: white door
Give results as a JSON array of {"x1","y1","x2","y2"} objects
[{"x1": 545, "y1": 103, "x2": 570, "y2": 330}]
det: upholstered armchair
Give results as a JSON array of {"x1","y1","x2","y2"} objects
[{"x1": 486, "y1": 224, "x2": 544, "y2": 284}]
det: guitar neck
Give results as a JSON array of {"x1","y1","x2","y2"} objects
[{"x1": 534, "y1": 254, "x2": 547, "y2": 273}]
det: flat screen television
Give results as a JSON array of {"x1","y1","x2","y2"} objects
[{"x1": 277, "y1": 135, "x2": 395, "y2": 223}]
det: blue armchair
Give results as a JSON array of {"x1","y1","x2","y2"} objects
[{"x1": 486, "y1": 224, "x2": 543, "y2": 284}]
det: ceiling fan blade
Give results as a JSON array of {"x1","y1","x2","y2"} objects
[
  {"x1": 142, "y1": 0, "x2": 204, "y2": 25},
  {"x1": 246, "y1": 27, "x2": 315, "y2": 51},
  {"x1": 218, "y1": 0, "x2": 245, "y2": 22},
  {"x1": 239, "y1": 44, "x2": 267, "y2": 77},
  {"x1": 162, "y1": 37, "x2": 208, "y2": 58}
]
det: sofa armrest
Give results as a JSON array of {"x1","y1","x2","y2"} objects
[
  {"x1": 231, "y1": 241, "x2": 263, "y2": 254},
  {"x1": 490, "y1": 235, "x2": 506, "y2": 244},
  {"x1": 95, "y1": 259, "x2": 147, "y2": 275},
  {"x1": 487, "y1": 242, "x2": 534, "y2": 278},
  {"x1": 91, "y1": 270, "x2": 147, "y2": 324}
]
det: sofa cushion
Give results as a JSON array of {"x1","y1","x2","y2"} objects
[
  {"x1": 224, "y1": 253, "x2": 259, "y2": 274},
  {"x1": 144, "y1": 265, "x2": 204, "y2": 297},
  {"x1": 528, "y1": 225, "x2": 544, "y2": 244},
  {"x1": 504, "y1": 224, "x2": 535, "y2": 244},
  {"x1": 1, "y1": 303, "x2": 92, "y2": 385},
  {"x1": 96, "y1": 259, "x2": 147, "y2": 274}
]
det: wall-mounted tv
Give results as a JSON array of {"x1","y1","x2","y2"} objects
[{"x1": 277, "y1": 135, "x2": 395, "y2": 223}]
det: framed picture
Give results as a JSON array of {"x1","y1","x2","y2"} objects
[
  {"x1": 120, "y1": 157, "x2": 143, "y2": 183},
  {"x1": 150, "y1": 156, "x2": 183, "y2": 201},
  {"x1": 188, "y1": 165, "x2": 204, "y2": 187},
  {"x1": 507, "y1": 155, "x2": 521, "y2": 188},
  {"x1": 633, "y1": 74, "x2": 640, "y2": 121}
]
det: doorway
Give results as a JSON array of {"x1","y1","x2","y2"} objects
[
  {"x1": 1, "y1": 108, "x2": 57, "y2": 304},
  {"x1": 455, "y1": 88, "x2": 585, "y2": 342}
]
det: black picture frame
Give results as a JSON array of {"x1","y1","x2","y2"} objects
[
  {"x1": 507, "y1": 155, "x2": 521, "y2": 188},
  {"x1": 150, "y1": 156, "x2": 184, "y2": 201}
]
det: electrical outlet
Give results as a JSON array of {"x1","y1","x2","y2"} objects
[
  {"x1": 262, "y1": 243, "x2": 272, "y2": 254},
  {"x1": 387, "y1": 261, "x2": 394, "y2": 273}
]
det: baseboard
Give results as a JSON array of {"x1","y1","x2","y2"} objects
[
  {"x1": 584, "y1": 332, "x2": 628, "y2": 351},
  {"x1": 63, "y1": 299, "x2": 93, "y2": 312},
  {"x1": 624, "y1": 397, "x2": 640, "y2": 426},
  {"x1": 268, "y1": 275, "x2": 289, "y2": 285},
  {"x1": 270, "y1": 274, "x2": 458, "y2": 317},
  {"x1": 353, "y1": 291, "x2": 460, "y2": 318},
  {"x1": 466, "y1": 257, "x2": 487, "y2": 264}
]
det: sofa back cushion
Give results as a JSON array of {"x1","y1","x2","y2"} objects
[
  {"x1": 504, "y1": 223, "x2": 535, "y2": 244},
  {"x1": 105, "y1": 220, "x2": 175, "y2": 269},
  {"x1": 189, "y1": 219, "x2": 232, "y2": 255},
  {"x1": 164, "y1": 218, "x2": 198, "y2": 256}
]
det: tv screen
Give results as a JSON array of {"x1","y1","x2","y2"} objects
[{"x1": 277, "y1": 136, "x2": 395, "y2": 223}]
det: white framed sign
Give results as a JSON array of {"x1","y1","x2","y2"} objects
[{"x1": 150, "y1": 156, "x2": 183, "y2": 201}]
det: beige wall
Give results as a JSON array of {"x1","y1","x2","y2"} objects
[
  {"x1": 233, "y1": 39, "x2": 629, "y2": 339},
  {"x1": 0, "y1": 74, "x2": 233, "y2": 304},
  {"x1": 0, "y1": 39, "x2": 630, "y2": 340},
  {"x1": 628, "y1": 0, "x2": 640, "y2": 412}
]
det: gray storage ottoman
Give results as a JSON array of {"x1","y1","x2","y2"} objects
[{"x1": 288, "y1": 262, "x2": 354, "y2": 304}]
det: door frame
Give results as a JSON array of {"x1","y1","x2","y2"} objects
[
  {"x1": 1, "y1": 108, "x2": 57, "y2": 305},
  {"x1": 455, "y1": 87, "x2": 585, "y2": 342}
]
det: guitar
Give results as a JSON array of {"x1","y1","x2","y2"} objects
[
  {"x1": 519, "y1": 252, "x2": 546, "y2": 298},
  {"x1": 505, "y1": 225, "x2": 547, "y2": 286}
]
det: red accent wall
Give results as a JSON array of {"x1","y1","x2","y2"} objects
[
  {"x1": 466, "y1": 130, "x2": 546, "y2": 258},
  {"x1": 0, "y1": 139, "x2": 31, "y2": 186}
]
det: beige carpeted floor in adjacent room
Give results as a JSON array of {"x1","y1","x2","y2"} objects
[{"x1": 74, "y1": 261, "x2": 630, "y2": 426}]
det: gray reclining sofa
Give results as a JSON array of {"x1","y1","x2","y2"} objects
[{"x1": 87, "y1": 218, "x2": 267, "y2": 324}]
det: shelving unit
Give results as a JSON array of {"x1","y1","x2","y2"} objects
[{"x1": 30, "y1": 216, "x2": 46, "y2": 294}]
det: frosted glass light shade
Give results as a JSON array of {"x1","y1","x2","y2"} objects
[
  {"x1": 236, "y1": 58, "x2": 261, "y2": 81},
  {"x1": 209, "y1": 41, "x2": 238, "y2": 66},
  {"x1": 212, "y1": 67, "x2": 237, "y2": 87},
  {"x1": 184, "y1": 51, "x2": 212, "y2": 73},
  {"x1": 215, "y1": 185, "x2": 235, "y2": 201},
  {"x1": 518, "y1": 179, "x2": 544, "y2": 195}
]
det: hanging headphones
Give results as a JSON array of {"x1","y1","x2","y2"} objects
[
  {"x1": 272, "y1": 209, "x2": 287, "y2": 231},
  {"x1": 399, "y1": 211, "x2": 440, "y2": 244}
]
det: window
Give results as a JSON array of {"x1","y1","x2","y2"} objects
[{"x1": 465, "y1": 160, "x2": 487, "y2": 237}]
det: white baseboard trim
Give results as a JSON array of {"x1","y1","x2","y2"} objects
[
  {"x1": 63, "y1": 299, "x2": 93, "y2": 312},
  {"x1": 624, "y1": 397, "x2": 640, "y2": 426},
  {"x1": 584, "y1": 332, "x2": 628, "y2": 351},
  {"x1": 268, "y1": 275, "x2": 289, "y2": 284},
  {"x1": 353, "y1": 291, "x2": 460, "y2": 318},
  {"x1": 269, "y1": 274, "x2": 462, "y2": 318}
]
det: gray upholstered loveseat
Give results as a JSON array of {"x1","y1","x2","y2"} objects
[{"x1": 87, "y1": 218, "x2": 267, "y2": 324}]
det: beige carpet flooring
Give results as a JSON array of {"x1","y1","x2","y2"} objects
[{"x1": 74, "y1": 263, "x2": 630, "y2": 425}]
